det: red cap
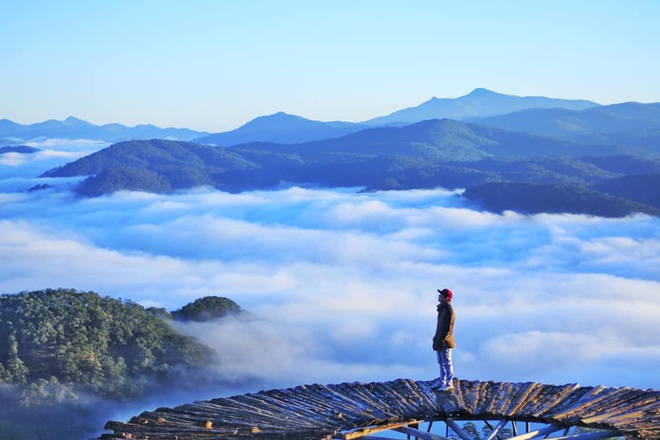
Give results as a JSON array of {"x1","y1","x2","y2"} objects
[{"x1": 437, "y1": 288, "x2": 453, "y2": 300}]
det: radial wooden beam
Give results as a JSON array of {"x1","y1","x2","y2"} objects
[
  {"x1": 483, "y1": 419, "x2": 508, "y2": 440},
  {"x1": 393, "y1": 425, "x2": 449, "y2": 440},
  {"x1": 100, "y1": 378, "x2": 660, "y2": 439}
]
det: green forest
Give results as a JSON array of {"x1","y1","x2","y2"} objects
[{"x1": 0, "y1": 288, "x2": 241, "y2": 439}]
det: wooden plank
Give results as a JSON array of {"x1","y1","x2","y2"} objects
[
  {"x1": 235, "y1": 390, "x2": 334, "y2": 428},
  {"x1": 99, "y1": 379, "x2": 660, "y2": 440},
  {"x1": 462, "y1": 380, "x2": 492, "y2": 415},
  {"x1": 504, "y1": 382, "x2": 545, "y2": 418},
  {"x1": 331, "y1": 381, "x2": 399, "y2": 422},
  {"x1": 339, "y1": 420, "x2": 422, "y2": 440},
  {"x1": 443, "y1": 380, "x2": 469, "y2": 414},
  {"x1": 389, "y1": 379, "x2": 439, "y2": 416},
  {"x1": 545, "y1": 385, "x2": 614, "y2": 421},
  {"x1": 483, "y1": 382, "x2": 517, "y2": 416},
  {"x1": 528, "y1": 383, "x2": 584, "y2": 418},
  {"x1": 570, "y1": 388, "x2": 653, "y2": 422}
]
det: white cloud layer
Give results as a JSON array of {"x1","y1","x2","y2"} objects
[
  {"x1": 0, "y1": 139, "x2": 107, "y2": 181},
  {"x1": 1, "y1": 150, "x2": 659, "y2": 396}
]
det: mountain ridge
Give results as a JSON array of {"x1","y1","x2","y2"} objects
[
  {"x1": 39, "y1": 119, "x2": 660, "y2": 217},
  {"x1": 362, "y1": 88, "x2": 600, "y2": 126},
  {"x1": 233, "y1": 118, "x2": 638, "y2": 160},
  {"x1": 0, "y1": 117, "x2": 209, "y2": 142},
  {"x1": 469, "y1": 102, "x2": 660, "y2": 152},
  {"x1": 195, "y1": 112, "x2": 368, "y2": 146},
  {"x1": 1, "y1": 89, "x2": 642, "y2": 146},
  {"x1": 192, "y1": 88, "x2": 605, "y2": 146}
]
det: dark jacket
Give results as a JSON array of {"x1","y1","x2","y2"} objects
[{"x1": 433, "y1": 301, "x2": 455, "y2": 350}]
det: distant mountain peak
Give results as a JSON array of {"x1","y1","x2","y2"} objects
[
  {"x1": 241, "y1": 112, "x2": 312, "y2": 130},
  {"x1": 426, "y1": 88, "x2": 498, "y2": 103},
  {"x1": 265, "y1": 111, "x2": 292, "y2": 117},
  {"x1": 465, "y1": 87, "x2": 498, "y2": 97},
  {"x1": 195, "y1": 112, "x2": 367, "y2": 146},
  {"x1": 364, "y1": 89, "x2": 600, "y2": 125},
  {"x1": 63, "y1": 116, "x2": 92, "y2": 126}
]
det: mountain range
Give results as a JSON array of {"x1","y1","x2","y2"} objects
[
  {"x1": 6, "y1": 88, "x2": 660, "y2": 217},
  {"x1": 2, "y1": 89, "x2": 602, "y2": 145},
  {"x1": 0, "y1": 116, "x2": 208, "y2": 143},
  {"x1": 363, "y1": 87, "x2": 599, "y2": 126},
  {"x1": 194, "y1": 89, "x2": 602, "y2": 146},
  {"x1": 40, "y1": 118, "x2": 660, "y2": 217}
]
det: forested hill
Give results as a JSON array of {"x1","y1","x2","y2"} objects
[
  {"x1": 39, "y1": 119, "x2": 660, "y2": 217},
  {"x1": 0, "y1": 289, "x2": 232, "y2": 399},
  {"x1": 470, "y1": 102, "x2": 660, "y2": 147},
  {"x1": 0, "y1": 289, "x2": 242, "y2": 439}
]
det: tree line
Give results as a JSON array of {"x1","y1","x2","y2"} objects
[
  {"x1": 0, "y1": 289, "x2": 242, "y2": 403},
  {"x1": 0, "y1": 288, "x2": 243, "y2": 439}
]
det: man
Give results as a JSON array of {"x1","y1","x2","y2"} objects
[{"x1": 432, "y1": 288, "x2": 455, "y2": 390}]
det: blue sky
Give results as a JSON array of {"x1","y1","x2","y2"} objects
[{"x1": 2, "y1": 0, "x2": 659, "y2": 131}]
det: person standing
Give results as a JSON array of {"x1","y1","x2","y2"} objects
[{"x1": 432, "y1": 288, "x2": 455, "y2": 390}]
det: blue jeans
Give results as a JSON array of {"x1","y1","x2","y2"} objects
[{"x1": 436, "y1": 348, "x2": 454, "y2": 385}]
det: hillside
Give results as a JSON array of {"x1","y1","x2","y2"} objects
[
  {"x1": 41, "y1": 138, "x2": 266, "y2": 195},
  {"x1": 233, "y1": 118, "x2": 648, "y2": 160},
  {"x1": 470, "y1": 102, "x2": 660, "y2": 153},
  {"x1": 0, "y1": 288, "x2": 214, "y2": 400},
  {"x1": 0, "y1": 289, "x2": 240, "y2": 440},
  {"x1": 463, "y1": 182, "x2": 660, "y2": 217},
  {"x1": 39, "y1": 120, "x2": 660, "y2": 217},
  {"x1": 592, "y1": 174, "x2": 660, "y2": 208}
]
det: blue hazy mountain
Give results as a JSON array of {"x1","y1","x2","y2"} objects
[
  {"x1": 363, "y1": 88, "x2": 600, "y2": 126},
  {"x1": 194, "y1": 112, "x2": 369, "y2": 146},
  {"x1": 0, "y1": 116, "x2": 208, "y2": 142},
  {"x1": 2, "y1": 89, "x2": 603, "y2": 144},
  {"x1": 469, "y1": 102, "x2": 660, "y2": 152},
  {"x1": 0, "y1": 145, "x2": 40, "y2": 154},
  {"x1": 194, "y1": 90, "x2": 601, "y2": 146}
]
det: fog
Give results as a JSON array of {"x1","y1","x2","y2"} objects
[{"x1": 2, "y1": 145, "x2": 659, "y2": 401}]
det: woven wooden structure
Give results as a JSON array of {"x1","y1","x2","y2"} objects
[{"x1": 100, "y1": 378, "x2": 660, "y2": 440}]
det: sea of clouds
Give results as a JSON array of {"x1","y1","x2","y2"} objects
[{"x1": 1, "y1": 141, "x2": 659, "y2": 403}]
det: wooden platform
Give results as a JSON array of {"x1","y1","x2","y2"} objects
[{"x1": 100, "y1": 378, "x2": 660, "y2": 439}]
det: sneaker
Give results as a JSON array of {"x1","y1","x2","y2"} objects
[
  {"x1": 430, "y1": 379, "x2": 444, "y2": 389},
  {"x1": 437, "y1": 383, "x2": 454, "y2": 391}
]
